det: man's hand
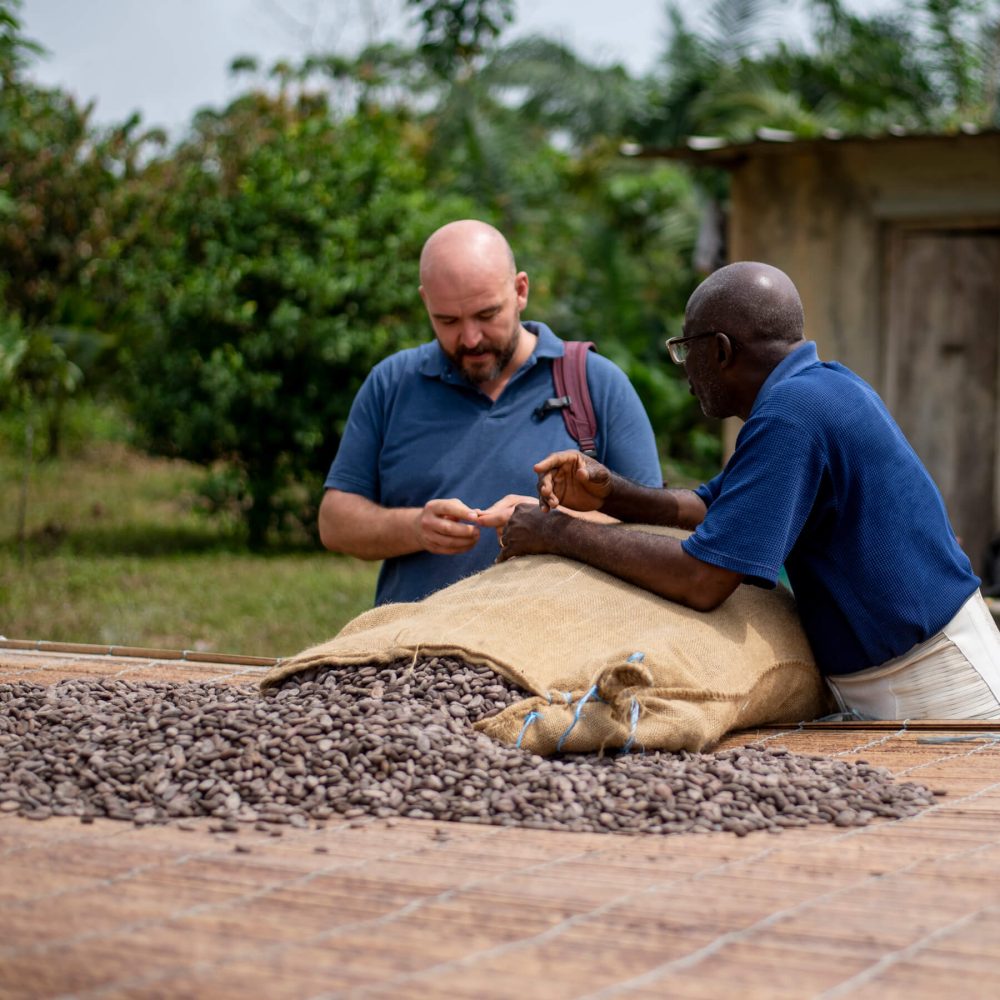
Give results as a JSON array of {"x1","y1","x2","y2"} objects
[
  {"x1": 535, "y1": 450, "x2": 613, "y2": 513},
  {"x1": 497, "y1": 503, "x2": 563, "y2": 562},
  {"x1": 475, "y1": 494, "x2": 537, "y2": 543},
  {"x1": 415, "y1": 498, "x2": 481, "y2": 554}
]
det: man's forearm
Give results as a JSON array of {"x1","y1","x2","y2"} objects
[
  {"x1": 534, "y1": 513, "x2": 737, "y2": 611},
  {"x1": 319, "y1": 491, "x2": 422, "y2": 560},
  {"x1": 601, "y1": 475, "x2": 707, "y2": 529}
]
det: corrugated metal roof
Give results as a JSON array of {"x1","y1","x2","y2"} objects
[{"x1": 623, "y1": 124, "x2": 1000, "y2": 164}]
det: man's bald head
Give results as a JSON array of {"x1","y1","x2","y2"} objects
[
  {"x1": 417, "y1": 220, "x2": 531, "y2": 394},
  {"x1": 419, "y1": 220, "x2": 517, "y2": 287},
  {"x1": 680, "y1": 263, "x2": 806, "y2": 421},
  {"x1": 686, "y1": 262, "x2": 804, "y2": 346}
]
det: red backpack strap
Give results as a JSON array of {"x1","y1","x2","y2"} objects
[{"x1": 552, "y1": 341, "x2": 598, "y2": 457}]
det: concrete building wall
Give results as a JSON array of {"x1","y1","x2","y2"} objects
[{"x1": 727, "y1": 133, "x2": 1000, "y2": 387}]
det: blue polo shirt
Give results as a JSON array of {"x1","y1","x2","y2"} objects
[
  {"x1": 327, "y1": 322, "x2": 662, "y2": 605},
  {"x1": 681, "y1": 341, "x2": 978, "y2": 675}
]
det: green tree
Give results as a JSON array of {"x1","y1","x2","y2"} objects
[
  {"x1": 636, "y1": 0, "x2": 1000, "y2": 145},
  {"x1": 0, "y1": 311, "x2": 82, "y2": 560},
  {"x1": 0, "y1": 0, "x2": 38, "y2": 78},
  {"x1": 118, "y1": 89, "x2": 474, "y2": 548},
  {"x1": 406, "y1": 0, "x2": 514, "y2": 78},
  {"x1": 636, "y1": 1, "x2": 835, "y2": 148},
  {"x1": 0, "y1": 0, "x2": 157, "y2": 455}
]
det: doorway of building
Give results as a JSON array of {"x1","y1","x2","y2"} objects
[{"x1": 884, "y1": 225, "x2": 1000, "y2": 575}]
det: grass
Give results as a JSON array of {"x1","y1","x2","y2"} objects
[
  {"x1": 0, "y1": 401, "x2": 703, "y2": 657},
  {"x1": 0, "y1": 426, "x2": 379, "y2": 657}
]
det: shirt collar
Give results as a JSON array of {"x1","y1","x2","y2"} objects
[
  {"x1": 417, "y1": 320, "x2": 560, "y2": 379},
  {"x1": 750, "y1": 340, "x2": 819, "y2": 416},
  {"x1": 526, "y1": 321, "x2": 563, "y2": 359}
]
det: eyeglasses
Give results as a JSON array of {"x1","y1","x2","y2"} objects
[{"x1": 664, "y1": 330, "x2": 721, "y2": 365}]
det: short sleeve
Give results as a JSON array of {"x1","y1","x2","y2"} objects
[
  {"x1": 324, "y1": 368, "x2": 386, "y2": 501},
  {"x1": 696, "y1": 470, "x2": 724, "y2": 507},
  {"x1": 681, "y1": 409, "x2": 826, "y2": 584}
]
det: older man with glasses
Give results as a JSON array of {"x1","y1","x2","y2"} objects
[{"x1": 486, "y1": 261, "x2": 1000, "y2": 721}]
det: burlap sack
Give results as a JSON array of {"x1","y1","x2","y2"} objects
[{"x1": 264, "y1": 526, "x2": 832, "y2": 753}]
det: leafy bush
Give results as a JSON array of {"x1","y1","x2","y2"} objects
[{"x1": 117, "y1": 92, "x2": 475, "y2": 547}]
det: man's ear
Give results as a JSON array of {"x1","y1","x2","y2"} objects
[
  {"x1": 716, "y1": 333, "x2": 736, "y2": 367},
  {"x1": 514, "y1": 271, "x2": 529, "y2": 310}
]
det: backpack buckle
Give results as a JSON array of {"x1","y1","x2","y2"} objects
[{"x1": 533, "y1": 395, "x2": 571, "y2": 420}]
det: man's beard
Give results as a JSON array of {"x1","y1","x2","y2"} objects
[
  {"x1": 452, "y1": 325, "x2": 520, "y2": 385},
  {"x1": 688, "y1": 368, "x2": 727, "y2": 419}
]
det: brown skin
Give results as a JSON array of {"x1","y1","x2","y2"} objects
[
  {"x1": 496, "y1": 262, "x2": 806, "y2": 612},
  {"x1": 319, "y1": 220, "x2": 535, "y2": 561},
  {"x1": 497, "y1": 504, "x2": 740, "y2": 612}
]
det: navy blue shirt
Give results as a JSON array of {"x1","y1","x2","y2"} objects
[
  {"x1": 682, "y1": 341, "x2": 978, "y2": 675},
  {"x1": 327, "y1": 322, "x2": 662, "y2": 604}
]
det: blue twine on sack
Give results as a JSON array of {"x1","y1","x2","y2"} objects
[
  {"x1": 516, "y1": 710, "x2": 541, "y2": 749},
  {"x1": 614, "y1": 653, "x2": 646, "y2": 753},
  {"x1": 619, "y1": 697, "x2": 641, "y2": 755},
  {"x1": 555, "y1": 683, "x2": 602, "y2": 753}
]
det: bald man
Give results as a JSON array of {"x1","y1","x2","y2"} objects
[
  {"x1": 490, "y1": 262, "x2": 1000, "y2": 721},
  {"x1": 318, "y1": 220, "x2": 662, "y2": 605}
]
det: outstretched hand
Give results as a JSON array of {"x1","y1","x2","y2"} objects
[
  {"x1": 475, "y1": 494, "x2": 537, "y2": 536},
  {"x1": 534, "y1": 450, "x2": 613, "y2": 513}
]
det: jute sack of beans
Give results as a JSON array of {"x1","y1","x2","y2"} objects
[{"x1": 263, "y1": 526, "x2": 831, "y2": 753}]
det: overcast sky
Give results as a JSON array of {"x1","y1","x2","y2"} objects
[{"x1": 18, "y1": 0, "x2": 825, "y2": 132}]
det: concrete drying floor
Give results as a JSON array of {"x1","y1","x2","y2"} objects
[{"x1": 2, "y1": 646, "x2": 999, "y2": 999}]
